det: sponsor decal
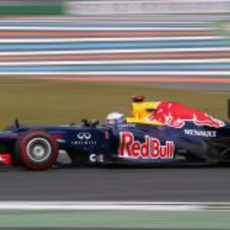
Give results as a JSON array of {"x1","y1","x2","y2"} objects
[
  {"x1": 72, "y1": 132, "x2": 96, "y2": 145},
  {"x1": 89, "y1": 154, "x2": 104, "y2": 163},
  {"x1": 56, "y1": 139, "x2": 66, "y2": 143},
  {"x1": 118, "y1": 124, "x2": 136, "y2": 128},
  {"x1": 119, "y1": 132, "x2": 175, "y2": 160},
  {"x1": 50, "y1": 133, "x2": 66, "y2": 144},
  {"x1": 146, "y1": 102, "x2": 225, "y2": 128},
  {"x1": 184, "y1": 129, "x2": 217, "y2": 138},
  {"x1": 77, "y1": 132, "x2": 91, "y2": 140},
  {"x1": 72, "y1": 140, "x2": 97, "y2": 145}
]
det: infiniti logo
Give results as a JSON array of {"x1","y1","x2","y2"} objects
[{"x1": 77, "y1": 132, "x2": 91, "y2": 140}]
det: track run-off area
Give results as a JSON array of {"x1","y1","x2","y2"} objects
[
  {"x1": 0, "y1": 167, "x2": 230, "y2": 201},
  {"x1": 0, "y1": 168, "x2": 230, "y2": 229}
]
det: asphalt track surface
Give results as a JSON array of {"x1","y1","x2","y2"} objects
[{"x1": 0, "y1": 166, "x2": 230, "y2": 201}]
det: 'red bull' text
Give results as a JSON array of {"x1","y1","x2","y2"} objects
[{"x1": 119, "y1": 132, "x2": 175, "y2": 160}]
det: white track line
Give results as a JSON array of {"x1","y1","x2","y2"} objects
[
  {"x1": 0, "y1": 47, "x2": 229, "y2": 56},
  {"x1": 0, "y1": 58, "x2": 229, "y2": 66},
  {"x1": 0, "y1": 36, "x2": 223, "y2": 43},
  {"x1": 0, "y1": 26, "x2": 211, "y2": 31},
  {"x1": 0, "y1": 71, "x2": 229, "y2": 76},
  {"x1": 1, "y1": 201, "x2": 230, "y2": 211},
  {"x1": 4, "y1": 15, "x2": 229, "y2": 21},
  {"x1": 0, "y1": 201, "x2": 205, "y2": 211},
  {"x1": 0, "y1": 20, "x2": 207, "y2": 24},
  {"x1": 1, "y1": 201, "x2": 230, "y2": 205}
]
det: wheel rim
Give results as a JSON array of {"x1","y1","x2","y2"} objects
[{"x1": 26, "y1": 137, "x2": 52, "y2": 163}]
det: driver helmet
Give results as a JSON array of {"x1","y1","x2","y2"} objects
[{"x1": 105, "y1": 112, "x2": 126, "y2": 126}]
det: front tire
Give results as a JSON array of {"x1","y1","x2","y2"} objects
[{"x1": 14, "y1": 130, "x2": 58, "y2": 170}]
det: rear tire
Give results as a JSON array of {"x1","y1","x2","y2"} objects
[{"x1": 14, "y1": 130, "x2": 58, "y2": 170}]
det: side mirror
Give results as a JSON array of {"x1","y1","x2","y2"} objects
[
  {"x1": 15, "y1": 118, "x2": 20, "y2": 128},
  {"x1": 81, "y1": 119, "x2": 90, "y2": 127},
  {"x1": 91, "y1": 119, "x2": 99, "y2": 127}
]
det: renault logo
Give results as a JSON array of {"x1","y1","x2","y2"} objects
[{"x1": 77, "y1": 132, "x2": 91, "y2": 140}]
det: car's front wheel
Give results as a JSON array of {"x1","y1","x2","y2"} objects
[{"x1": 14, "y1": 130, "x2": 58, "y2": 170}]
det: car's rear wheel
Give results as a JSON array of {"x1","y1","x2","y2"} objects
[{"x1": 14, "y1": 130, "x2": 58, "y2": 170}]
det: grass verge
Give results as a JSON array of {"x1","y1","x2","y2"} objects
[{"x1": 0, "y1": 77, "x2": 228, "y2": 128}]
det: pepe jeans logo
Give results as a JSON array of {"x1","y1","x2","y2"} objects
[{"x1": 77, "y1": 132, "x2": 92, "y2": 140}]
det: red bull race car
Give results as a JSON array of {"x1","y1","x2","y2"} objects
[{"x1": 0, "y1": 96, "x2": 229, "y2": 170}]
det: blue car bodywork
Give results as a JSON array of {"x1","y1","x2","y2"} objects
[{"x1": 0, "y1": 118, "x2": 229, "y2": 170}]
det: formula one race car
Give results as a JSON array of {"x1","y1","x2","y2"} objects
[{"x1": 0, "y1": 96, "x2": 229, "y2": 170}]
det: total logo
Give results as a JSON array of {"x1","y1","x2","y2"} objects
[
  {"x1": 72, "y1": 132, "x2": 97, "y2": 145},
  {"x1": 119, "y1": 132, "x2": 175, "y2": 160}
]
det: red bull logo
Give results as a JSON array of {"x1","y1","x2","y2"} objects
[
  {"x1": 119, "y1": 132, "x2": 175, "y2": 160},
  {"x1": 147, "y1": 102, "x2": 225, "y2": 128}
]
